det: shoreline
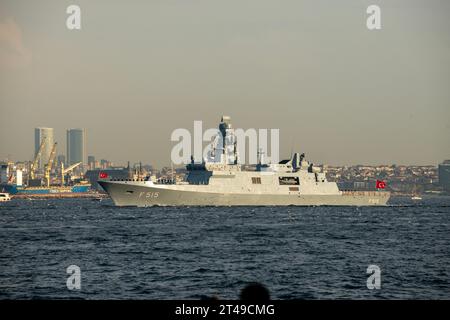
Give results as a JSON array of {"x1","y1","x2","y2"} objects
[{"x1": 11, "y1": 192, "x2": 109, "y2": 199}]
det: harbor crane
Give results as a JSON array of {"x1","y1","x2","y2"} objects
[
  {"x1": 29, "y1": 138, "x2": 47, "y2": 180},
  {"x1": 60, "y1": 162, "x2": 82, "y2": 186},
  {"x1": 44, "y1": 142, "x2": 57, "y2": 187}
]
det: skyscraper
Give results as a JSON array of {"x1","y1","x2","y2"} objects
[
  {"x1": 66, "y1": 128, "x2": 86, "y2": 167},
  {"x1": 34, "y1": 127, "x2": 54, "y2": 169}
]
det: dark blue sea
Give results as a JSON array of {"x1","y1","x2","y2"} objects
[{"x1": 1, "y1": 196, "x2": 449, "y2": 299}]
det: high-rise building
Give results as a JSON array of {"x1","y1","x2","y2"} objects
[
  {"x1": 34, "y1": 127, "x2": 54, "y2": 169},
  {"x1": 0, "y1": 164, "x2": 9, "y2": 183},
  {"x1": 439, "y1": 160, "x2": 450, "y2": 194},
  {"x1": 67, "y1": 128, "x2": 86, "y2": 167},
  {"x1": 88, "y1": 155, "x2": 95, "y2": 170}
]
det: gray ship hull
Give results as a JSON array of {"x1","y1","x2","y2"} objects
[{"x1": 99, "y1": 181, "x2": 390, "y2": 207}]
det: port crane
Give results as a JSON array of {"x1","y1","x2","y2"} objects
[
  {"x1": 60, "y1": 162, "x2": 82, "y2": 186},
  {"x1": 29, "y1": 138, "x2": 47, "y2": 180},
  {"x1": 44, "y1": 142, "x2": 57, "y2": 187}
]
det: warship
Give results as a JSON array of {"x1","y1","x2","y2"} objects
[{"x1": 99, "y1": 116, "x2": 390, "y2": 207}]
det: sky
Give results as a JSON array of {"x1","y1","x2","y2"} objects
[{"x1": 0, "y1": 0, "x2": 449, "y2": 167}]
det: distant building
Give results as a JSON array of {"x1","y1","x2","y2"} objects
[
  {"x1": 100, "y1": 159, "x2": 113, "y2": 169},
  {"x1": 439, "y1": 160, "x2": 450, "y2": 194},
  {"x1": 35, "y1": 127, "x2": 54, "y2": 169},
  {"x1": 88, "y1": 155, "x2": 95, "y2": 170},
  {"x1": 67, "y1": 128, "x2": 86, "y2": 167},
  {"x1": 0, "y1": 163, "x2": 9, "y2": 184}
]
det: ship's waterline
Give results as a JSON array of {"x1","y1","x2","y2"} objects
[{"x1": 99, "y1": 116, "x2": 390, "y2": 207}]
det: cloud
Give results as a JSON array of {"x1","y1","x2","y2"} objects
[{"x1": 0, "y1": 17, "x2": 32, "y2": 68}]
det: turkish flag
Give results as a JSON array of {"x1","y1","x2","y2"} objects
[
  {"x1": 99, "y1": 172, "x2": 108, "y2": 179},
  {"x1": 376, "y1": 180, "x2": 386, "y2": 189}
]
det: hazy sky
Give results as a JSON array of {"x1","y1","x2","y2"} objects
[{"x1": 0, "y1": 0, "x2": 449, "y2": 167}]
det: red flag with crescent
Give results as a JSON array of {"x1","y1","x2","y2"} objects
[{"x1": 376, "y1": 180, "x2": 386, "y2": 189}]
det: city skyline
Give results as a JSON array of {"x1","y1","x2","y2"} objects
[
  {"x1": 0, "y1": 124, "x2": 449, "y2": 168},
  {"x1": 1, "y1": 0, "x2": 449, "y2": 167}
]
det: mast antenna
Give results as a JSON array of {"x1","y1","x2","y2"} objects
[{"x1": 290, "y1": 136, "x2": 294, "y2": 159}]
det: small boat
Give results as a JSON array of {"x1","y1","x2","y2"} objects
[
  {"x1": 410, "y1": 185, "x2": 422, "y2": 201},
  {"x1": 0, "y1": 192, "x2": 11, "y2": 202}
]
